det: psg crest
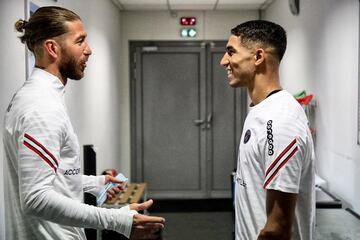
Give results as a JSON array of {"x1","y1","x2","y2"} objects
[{"x1": 244, "y1": 129, "x2": 251, "y2": 144}]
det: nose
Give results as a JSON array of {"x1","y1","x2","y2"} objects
[
  {"x1": 84, "y1": 42, "x2": 92, "y2": 56},
  {"x1": 220, "y1": 53, "x2": 229, "y2": 67}
]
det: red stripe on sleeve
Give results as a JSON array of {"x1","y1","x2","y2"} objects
[
  {"x1": 24, "y1": 133, "x2": 59, "y2": 167},
  {"x1": 263, "y1": 146, "x2": 298, "y2": 189},
  {"x1": 266, "y1": 139, "x2": 296, "y2": 176},
  {"x1": 23, "y1": 141, "x2": 57, "y2": 172}
]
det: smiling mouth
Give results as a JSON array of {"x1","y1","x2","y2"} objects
[{"x1": 226, "y1": 68, "x2": 232, "y2": 78}]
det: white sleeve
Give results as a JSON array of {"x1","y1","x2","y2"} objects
[
  {"x1": 82, "y1": 175, "x2": 106, "y2": 196},
  {"x1": 263, "y1": 119, "x2": 303, "y2": 193},
  {"x1": 18, "y1": 108, "x2": 135, "y2": 238}
]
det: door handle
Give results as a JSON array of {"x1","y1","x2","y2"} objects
[
  {"x1": 194, "y1": 119, "x2": 205, "y2": 126},
  {"x1": 205, "y1": 114, "x2": 212, "y2": 129},
  {"x1": 194, "y1": 115, "x2": 212, "y2": 129}
]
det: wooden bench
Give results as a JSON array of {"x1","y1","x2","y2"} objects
[{"x1": 104, "y1": 183, "x2": 147, "y2": 206}]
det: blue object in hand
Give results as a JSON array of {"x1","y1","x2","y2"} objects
[{"x1": 97, "y1": 173, "x2": 128, "y2": 206}]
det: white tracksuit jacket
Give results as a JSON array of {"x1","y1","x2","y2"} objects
[{"x1": 3, "y1": 68, "x2": 136, "y2": 239}]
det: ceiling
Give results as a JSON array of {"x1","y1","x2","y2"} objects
[{"x1": 112, "y1": 0, "x2": 274, "y2": 11}]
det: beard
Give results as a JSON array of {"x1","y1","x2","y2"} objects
[{"x1": 59, "y1": 49, "x2": 85, "y2": 81}]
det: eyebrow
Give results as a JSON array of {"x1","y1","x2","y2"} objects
[
  {"x1": 80, "y1": 33, "x2": 87, "y2": 38},
  {"x1": 226, "y1": 46, "x2": 236, "y2": 51},
  {"x1": 74, "y1": 33, "x2": 87, "y2": 42}
]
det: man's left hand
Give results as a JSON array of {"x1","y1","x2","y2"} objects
[{"x1": 104, "y1": 175, "x2": 125, "y2": 200}]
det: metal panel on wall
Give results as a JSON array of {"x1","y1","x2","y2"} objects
[
  {"x1": 141, "y1": 49, "x2": 206, "y2": 197},
  {"x1": 130, "y1": 41, "x2": 246, "y2": 199}
]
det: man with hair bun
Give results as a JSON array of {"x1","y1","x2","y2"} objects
[
  {"x1": 220, "y1": 20, "x2": 315, "y2": 240},
  {"x1": 4, "y1": 6, "x2": 164, "y2": 240}
]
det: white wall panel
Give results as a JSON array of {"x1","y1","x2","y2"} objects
[{"x1": 264, "y1": 0, "x2": 360, "y2": 213}]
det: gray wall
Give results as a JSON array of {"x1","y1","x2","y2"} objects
[{"x1": 263, "y1": 0, "x2": 360, "y2": 213}]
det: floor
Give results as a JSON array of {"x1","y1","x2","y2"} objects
[
  {"x1": 100, "y1": 197, "x2": 360, "y2": 240},
  {"x1": 144, "y1": 199, "x2": 234, "y2": 240},
  {"x1": 316, "y1": 209, "x2": 360, "y2": 240},
  {"x1": 156, "y1": 211, "x2": 234, "y2": 240},
  {"x1": 152, "y1": 209, "x2": 360, "y2": 240}
]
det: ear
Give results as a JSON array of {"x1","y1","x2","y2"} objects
[
  {"x1": 254, "y1": 48, "x2": 265, "y2": 66},
  {"x1": 43, "y1": 39, "x2": 60, "y2": 59}
]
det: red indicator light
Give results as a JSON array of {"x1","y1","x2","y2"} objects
[
  {"x1": 181, "y1": 18, "x2": 188, "y2": 25},
  {"x1": 180, "y1": 17, "x2": 196, "y2": 26}
]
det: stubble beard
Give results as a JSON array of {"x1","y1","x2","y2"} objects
[{"x1": 59, "y1": 50, "x2": 84, "y2": 81}]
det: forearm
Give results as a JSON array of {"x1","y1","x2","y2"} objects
[
  {"x1": 258, "y1": 190, "x2": 297, "y2": 240},
  {"x1": 22, "y1": 188, "x2": 136, "y2": 237},
  {"x1": 257, "y1": 221, "x2": 292, "y2": 240}
]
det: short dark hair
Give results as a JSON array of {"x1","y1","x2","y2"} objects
[
  {"x1": 231, "y1": 20, "x2": 287, "y2": 61},
  {"x1": 14, "y1": 6, "x2": 81, "y2": 53}
]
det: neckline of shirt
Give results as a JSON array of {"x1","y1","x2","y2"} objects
[
  {"x1": 28, "y1": 68, "x2": 66, "y2": 97},
  {"x1": 249, "y1": 89, "x2": 286, "y2": 110}
]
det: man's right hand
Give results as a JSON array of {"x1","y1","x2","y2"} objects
[{"x1": 129, "y1": 199, "x2": 165, "y2": 240}]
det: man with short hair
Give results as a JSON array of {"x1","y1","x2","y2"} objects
[
  {"x1": 4, "y1": 6, "x2": 164, "y2": 240},
  {"x1": 220, "y1": 20, "x2": 315, "y2": 240}
]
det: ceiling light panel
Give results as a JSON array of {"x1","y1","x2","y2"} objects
[
  {"x1": 169, "y1": 0, "x2": 216, "y2": 10},
  {"x1": 117, "y1": 0, "x2": 167, "y2": 10},
  {"x1": 114, "y1": 0, "x2": 270, "y2": 11},
  {"x1": 217, "y1": 0, "x2": 268, "y2": 10},
  {"x1": 218, "y1": 0, "x2": 266, "y2": 4}
]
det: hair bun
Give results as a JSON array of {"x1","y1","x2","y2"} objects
[{"x1": 15, "y1": 19, "x2": 28, "y2": 32}]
